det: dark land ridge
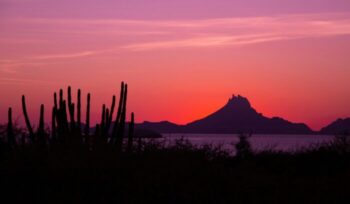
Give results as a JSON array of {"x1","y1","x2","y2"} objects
[{"x1": 137, "y1": 95, "x2": 350, "y2": 135}]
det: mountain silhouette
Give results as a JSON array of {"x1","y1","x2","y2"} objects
[
  {"x1": 320, "y1": 118, "x2": 350, "y2": 135},
  {"x1": 136, "y1": 95, "x2": 313, "y2": 134},
  {"x1": 136, "y1": 121, "x2": 181, "y2": 133}
]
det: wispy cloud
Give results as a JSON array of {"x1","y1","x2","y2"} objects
[
  {"x1": 122, "y1": 34, "x2": 285, "y2": 50},
  {"x1": 122, "y1": 17, "x2": 350, "y2": 51},
  {"x1": 0, "y1": 61, "x2": 48, "y2": 74},
  {"x1": 31, "y1": 51, "x2": 98, "y2": 60},
  {"x1": 1, "y1": 12, "x2": 350, "y2": 59},
  {"x1": 8, "y1": 12, "x2": 350, "y2": 28},
  {"x1": 0, "y1": 48, "x2": 121, "y2": 73},
  {"x1": 0, "y1": 77, "x2": 55, "y2": 85}
]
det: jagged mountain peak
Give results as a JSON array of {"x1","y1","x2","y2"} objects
[
  {"x1": 226, "y1": 94, "x2": 251, "y2": 109},
  {"x1": 186, "y1": 95, "x2": 312, "y2": 134},
  {"x1": 136, "y1": 95, "x2": 313, "y2": 134},
  {"x1": 227, "y1": 95, "x2": 251, "y2": 107}
]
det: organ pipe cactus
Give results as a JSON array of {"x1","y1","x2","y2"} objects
[
  {"x1": 127, "y1": 112, "x2": 135, "y2": 153},
  {"x1": 37, "y1": 104, "x2": 46, "y2": 145},
  {"x1": 77, "y1": 89, "x2": 81, "y2": 135},
  {"x1": 8, "y1": 81, "x2": 132, "y2": 151},
  {"x1": 112, "y1": 82, "x2": 128, "y2": 151},
  {"x1": 59, "y1": 89, "x2": 63, "y2": 108},
  {"x1": 104, "y1": 108, "x2": 110, "y2": 137},
  {"x1": 22, "y1": 95, "x2": 35, "y2": 142},
  {"x1": 104, "y1": 95, "x2": 116, "y2": 137},
  {"x1": 52, "y1": 106, "x2": 56, "y2": 142},
  {"x1": 7, "y1": 107, "x2": 16, "y2": 147},
  {"x1": 118, "y1": 84, "x2": 128, "y2": 145},
  {"x1": 100, "y1": 104, "x2": 106, "y2": 138},
  {"x1": 112, "y1": 82, "x2": 125, "y2": 143},
  {"x1": 84, "y1": 93, "x2": 91, "y2": 138},
  {"x1": 54, "y1": 92, "x2": 58, "y2": 110},
  {"x1": 53, "y1": 93, "x2": 58, "y2": 141},
  {"x1": 61, "y1": 100, "x2": 69, "y2": 136},
  {"x1": 68, "y1": 86, "x2": 76, "y2": 131}
]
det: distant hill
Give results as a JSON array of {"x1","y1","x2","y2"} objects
[
  {"x1": 136, "y1": 95, "x2": 313, "y2": 134},
  {"x1": 136, "y1": 121, "x2": 181, "y2": 133},
  {"x1": 320, "y1": 118, "x2": 350, "y2": 135}
]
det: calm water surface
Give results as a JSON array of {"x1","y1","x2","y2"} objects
[{"x1": 162, "y1": 134, "x2": 334, "y2": 152}]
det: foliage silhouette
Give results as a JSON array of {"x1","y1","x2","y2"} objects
[{"x1": 235, "y1": 133, "x2": 252, "y2": 158}]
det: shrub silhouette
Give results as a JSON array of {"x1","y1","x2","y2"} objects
[{"x1": 235, "y1": 133, "x2": 252, "y2": 158}]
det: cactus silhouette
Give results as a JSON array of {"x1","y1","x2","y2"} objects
[
  {"x1": 112, "y1": 82, "x2": 125, "y2": 144},
  {"x1": 67, "y1": 86, "x2": 76, "y2": 131},
  {"x1": 104, "y1": 95, "x2": 116, "y2": 137},
  {"x1": 84, "y1": 93, "x2": 91, "y2": 139},
  {"x1": 7, "y1": 107, "x2": 16, "y2": 147},
  {"x1": 52, "y1": 92, "x2": 58, "y2": 141},
  {"x1": 100, "y1": 104, "x2": 106, "y2": 140},
  {"x1": 77, "y1": 89, "x2": 82, "y2": 136},
  {"x1": 127, "y1": 112, "x2": 135, "y2": 153},
  {"x1": 6, "y1": 82, "x2": 132, "y2": 152},
  {"x1": 51, "y1": 106, "x2": 57, "y2": 142},
  {"x1": 22, "y1": 95, "x2": 35, "y2": 142},
  {"x1": 59, "y1": 89, "x2": 63, "y2": 108},
  {"x1": 61, "y1": 100, "x2": 69, "y2": 140},
  {"x1": 54, "y1": 92, "x2": 58, "y2": 109},
  {"x1": 104, "y1": 108, "x2": 110, "y2": 137},
  {"x1": 37, "y1": 104, "x2": 46, "y2": 145},
  {"x1": 117, "y1": 83, "x2": 128, "y2": 149}
]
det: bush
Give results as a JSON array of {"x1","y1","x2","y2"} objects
[{"x1": 235, "y1": 133, "x2": 252, "y2": 158}]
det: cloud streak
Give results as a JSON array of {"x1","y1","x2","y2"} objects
[
  {"x1": 1, "y1": 12, "x2": 350, "y2": 61},
  {"x1": 122, "y1": 34, "x2": 286, "y2": 50},
  {"x1": 121, "y1": 15, "x2": 350, "y2": 50},
  {"x1": 8, "y1": 13, "x2": 350, "y2": 28},
  {"x1": 31, "y1": 51, "x2": 98, "y2": 60}
]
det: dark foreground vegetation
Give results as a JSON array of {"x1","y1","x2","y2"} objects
[
  {"x1": 1, "y1": 83, "x2": 350, "y2": 203},
  {"x1": 1, "y1": 135, "x2": 350, "y2": 203}
]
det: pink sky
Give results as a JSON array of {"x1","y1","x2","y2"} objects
[{"x1": 1, "y1": 0, "x2": 350, "y2": 130}]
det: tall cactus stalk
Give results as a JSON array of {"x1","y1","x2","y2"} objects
[
  {"x1": 105, "y1": 95, "x2": 116, "y2": 135},
  {"x1": 84, "y1": 93, "x2": 91, "y2": 137},
  {"x1": 22, "y1": 95, "x2": 35, "y2": 142},
  {"x1": 57, "y1": 99, "x2": 69, "y2": 144},
  {"x1": 54, "y1": 92, "x2": 58, "y2": 110},
  {"x1": 127, "y1": 112, "x2": 135, "y2": 153},
  {"x1": 62, "y1": 100, "x2": 69, "y2": 132},
  {"x1": 67, "y1": 86, "x2": 75, "y2": 130},
  {"x1": 112, "y1": 82, "x2": 125, "y2": 143},
  {"x1": 59, "y1": 89, "x2": 63, "y2": 109},
  {"x1": 77, "y1": 89, "x2": 82, "y2": 135},
  {"x1": 101, "y1": 104, "x2": 106, "y2": 137},
  {"x1": 94, "y1": 124, "x2": 100, "y2": 142},
  {"x1": 115, "y1": 83, "x2": 128, "y2": 151},
  {"x1": 120, "y1": 84, "x2": 128, "y2": 137},
  {"x1": 57, "y1": 88, "x2": 69, "y2": 140},
  {"x1": 68, "y1": 86, "x2": 72, "y2": 106},
  {"x1": 7, "y1": 107, "x2": 16, "y2": 147},
  {"x1": 37, "y1": 104, "x2": 45, "y2": 145},
  {"x1": 105, "y1": 108, "x2": 110, "y2": 137},
  {"x1": 52, "y1": 106, "x2": 56, "y2": 142}
]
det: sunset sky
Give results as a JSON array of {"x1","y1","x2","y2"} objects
[{"x1": 1, "y1": 0, "x2": 350, "y2": 130}]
